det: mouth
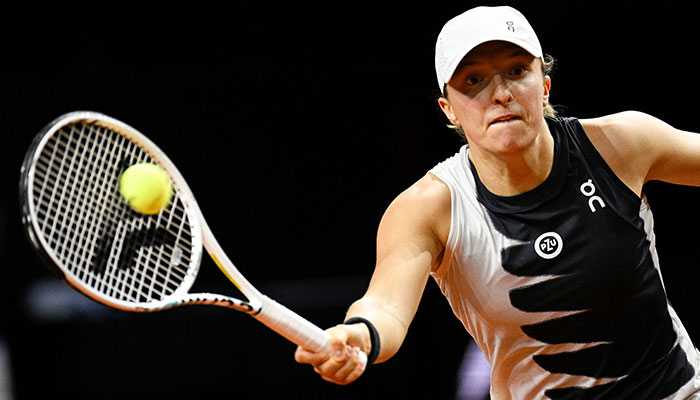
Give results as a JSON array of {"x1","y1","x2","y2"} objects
[{"x1": 489, "y1": 114, "x2": 521, "y2": 126}]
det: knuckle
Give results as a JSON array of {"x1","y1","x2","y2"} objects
[{"x1": 293, "y1": 349, "x2": 304, "y2": 362}]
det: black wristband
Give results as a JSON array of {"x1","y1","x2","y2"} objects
[{"x1": 343, "y1": 317, "x2": 381, "y2": 365}]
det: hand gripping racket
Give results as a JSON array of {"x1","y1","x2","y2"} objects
[{"x1": 20, "y1": 111, "x2": 366, "y2": 367}]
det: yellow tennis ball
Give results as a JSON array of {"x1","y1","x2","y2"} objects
[{"x1": 119, "y1": 163, "x2": 173, "y2": 215}]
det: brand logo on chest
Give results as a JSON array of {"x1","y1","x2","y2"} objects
[
  {"x1": 580, "y1": 179, "x2": 606, "y2": 213},
  {"x1": 534, "y1": 231, "x2": 563, "y2": 259}
]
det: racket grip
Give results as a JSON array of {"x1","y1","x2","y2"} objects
[
  {"x1": 254, "y1": 295, "x2": 331, "y2": 353},
  {"x1": 254, "y1": 296, "x2": 369, "y2": 369}
]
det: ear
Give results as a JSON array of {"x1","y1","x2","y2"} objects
[
  {"x1": 438, "y1": 96, "x2": 460, "y2": 126},
  {"x1": 543, "y1": 75, "x2": 552, "y2": 106}
]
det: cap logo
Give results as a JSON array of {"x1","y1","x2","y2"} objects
[{"x1": 506, "y1": 21, "x2": 515, "y2": 32}]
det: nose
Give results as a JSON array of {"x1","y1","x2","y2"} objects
[{"x1": 490, "y1": 75, "x2": 513, "y2": 106}]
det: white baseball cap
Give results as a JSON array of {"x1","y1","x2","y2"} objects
[{"x1": 435, "y1": 6, "x2": 543, "y2": 93}]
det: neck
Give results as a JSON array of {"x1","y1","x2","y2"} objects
[{"x1": 469, "y1": 126, "x2": 554, "y2": 197}]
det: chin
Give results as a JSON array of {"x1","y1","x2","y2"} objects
[{"x1": 488, "y1": 125, "x2": 536, "y2": 152}]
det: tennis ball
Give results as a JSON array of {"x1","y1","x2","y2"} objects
[{"x1": 119, "y1": 163, "x2": 173, "y2": 215}]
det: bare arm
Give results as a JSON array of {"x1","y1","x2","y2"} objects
[
  {"x1": 346, "y1": 173, "x2": 450, "y2": 362},
  {"x1": 581, "y1": 111, "x2": 700, "y2": 195},
  {"x1": 294, "y1": 174, "x2": 451, "y2": 384}
]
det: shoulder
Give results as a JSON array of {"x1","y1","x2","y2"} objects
[
  {"x1": 403, "y1": 173, "x2": 451, "y2": 203},
  {"x1": 580, "y1": 111, "x2": 674, "y2": 143},
  {"x1": 391, "y1": 174, "x2": 451, "y2": 218},
  {"x1": 384, "y1": 174, "x2": 451, "y2": 224},
  {"x1": 579, "y1": 111, "x2": 686, "y2": 193},
  {"x1": 379, "y1": 173, "x2": 451, "y2": 249},
  {"x1": 583, "y1": 111, "x2": 700, "y2": 187}
]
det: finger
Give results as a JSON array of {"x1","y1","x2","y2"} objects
[
  {"x1": 343, "y1": 349, "x2": 368, "y2": 384},
  {"x1": 295, "y1": 346, "x2": 330, "y2": 366},
  {"x1": 332, "y1": 347, "x2": 362, "y2": 382},
  {"x1": 296, "y1": 324, "x2": 369, "y2": 385},
  {"x1": 312, "y1": 345, "x2": 355, "y2": 381},
  {"x1": 327, "y1": 347, "x2": 367, "y2": 385},
  {"x1": 326, "y1": 327, "x2": 350, "y2": 361},
  {"x1": 314, "y1": 353, "x2": 345, "y2": 378}
]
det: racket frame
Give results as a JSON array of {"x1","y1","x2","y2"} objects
[{"x1": 20, "y1": 111, "x2": 345, "y2": 356}]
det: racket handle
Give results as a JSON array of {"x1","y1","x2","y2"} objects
[
  {"x1": 254, "y1": 295, "x2": 331, "y2": 352},
  {"x1": 253, "y1": 295, "x2": 368, "y2": 368}
]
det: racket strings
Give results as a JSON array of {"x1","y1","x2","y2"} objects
[{"x1": 30, "y1": 121, "x2": 197, "y2": 306}]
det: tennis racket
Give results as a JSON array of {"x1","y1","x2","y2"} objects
[{"x1": 20, "y1": 111, "x2": 366, "y2": 366}]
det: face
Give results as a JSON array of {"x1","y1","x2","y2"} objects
[{"x1": 438, "y1": 41, "x2": 551, "y2": 158}]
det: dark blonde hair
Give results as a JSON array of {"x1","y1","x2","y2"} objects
[{"x1": 440, "y1": 54, "x2": 557, "y2": 142}]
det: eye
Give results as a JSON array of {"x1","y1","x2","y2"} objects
[
  {"x1": 466, "y1": 75, "x2": 481, "y2": 85},
  {"x1": 510, "y1": 65, "x2": 528, "y2": 77}
]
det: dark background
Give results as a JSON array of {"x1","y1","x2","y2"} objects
[{"x1": 1, "y1": 2, "x2": 699, "y2": 399}]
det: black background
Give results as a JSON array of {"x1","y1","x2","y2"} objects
[{"x1": 1, "y1": 2, "x2": 699, "y2": 399}]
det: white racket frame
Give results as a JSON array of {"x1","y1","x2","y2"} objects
[{"x1": 21, "y1": 111, "x2": 364, "y2": 362}]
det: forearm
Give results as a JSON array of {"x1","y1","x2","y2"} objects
[{"x1": 345, "y1": 295, "x2": 413, "y2": 364}]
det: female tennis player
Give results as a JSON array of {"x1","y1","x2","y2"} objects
[{"x1": 295, "y1": 6, "x2": 700, "y2": 398}]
